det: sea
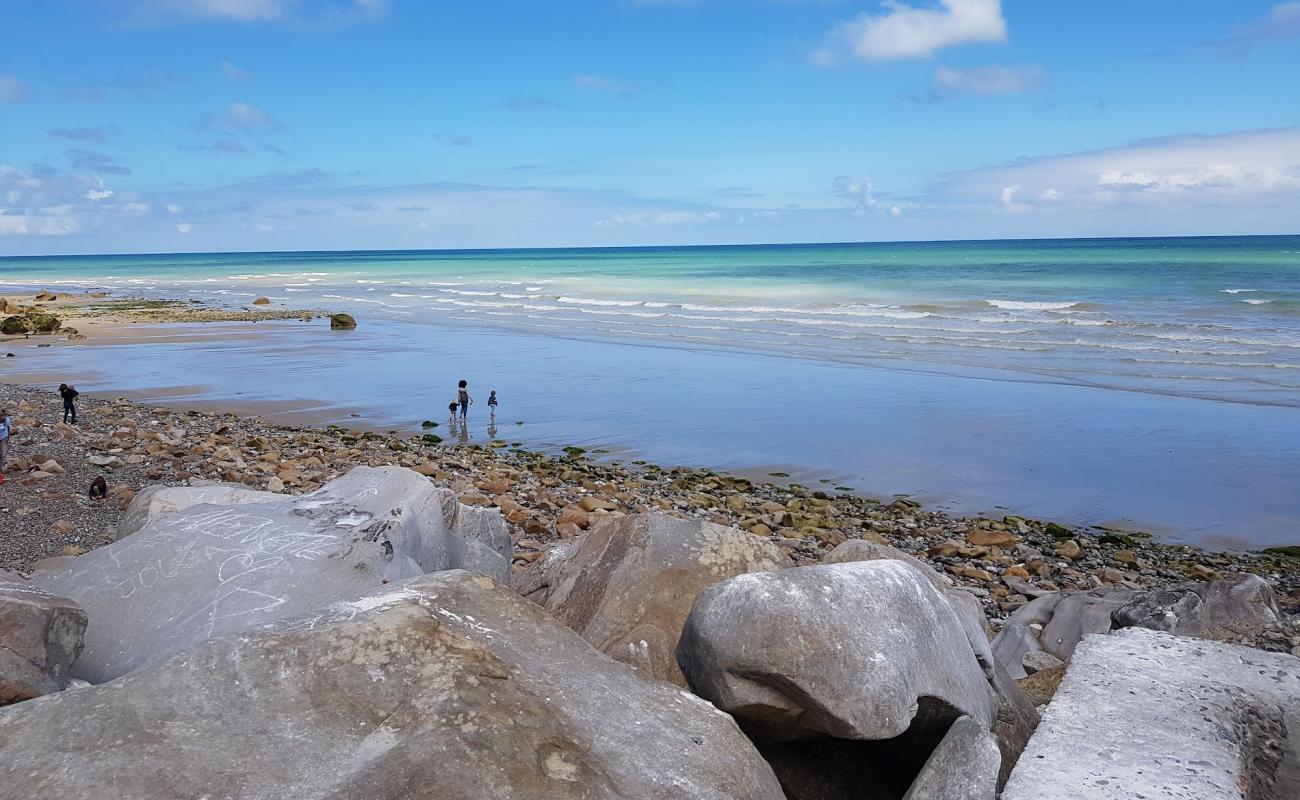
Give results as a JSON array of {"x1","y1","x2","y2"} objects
[{"x1": 2, "y1": 236, "x2": 1298, "y2": 547}]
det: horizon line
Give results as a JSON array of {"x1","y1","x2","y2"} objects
[{"x1": 3, "y1": 231, "x2": 1299, "y2": 261}]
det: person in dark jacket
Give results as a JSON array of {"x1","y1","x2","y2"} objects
[{"x1": 58, "y1": 383, "x2": 79, "y2": 425}]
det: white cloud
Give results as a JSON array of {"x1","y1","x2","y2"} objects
[
  {"x1": 934, "y1": 128, "x2": 1300, "y2": 218},
  {"x1": 221, "y1": 101, "x2": 276, "y2": 131},
  {"x1": 161, "y1": 0, "x2": 287, "y2": 21},
  {"x1": 829, "y1": 0, "x2": 1007, "y2": 62},
  {"x1": 176, "y1": 222, "x2": 194, "y2": 234},
  {"x1": 221, "y1": 60, "x2": 249, "y2": 79},
  {"x1": 598, "y1": 211, "x2": 723, "y2": 226},
  {"x1": 889, "y1": 205, "x2": 902, "y2": 216},
  {"x1": 999, "y1": 184, "x2": 1028, "y2": 212},
  {"x1": 166, "y1": 203, "x2": 183, "y2": 214},
  {"x1": 930, "y1": 64, "x2": 1044, "y2": 97},
  {"x1": 0, "y1": 75, "x2": 28, "y2": 102},
  {"x1": 86, "y1": 188, "x2": 115, "y2": 202},
  {"x1": 1221, "y1": 1, "x2": 1300, "y2": 56}
]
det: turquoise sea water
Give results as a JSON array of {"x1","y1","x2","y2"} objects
[
  {"x1": 2, "y1": 236, "x2": 1298, "y2": 547},
  {"x1": 3, "y1": 236, "x2": 1299, "y2": 408}
]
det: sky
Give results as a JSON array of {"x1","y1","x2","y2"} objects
[{"x1": 1, "y1": 0, "x2": 1299, "y2": 254}]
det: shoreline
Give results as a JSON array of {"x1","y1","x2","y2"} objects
[
  {"x1": 1, "y1": 381, "x2": 1297, "y2": 632},
  {"x1": 3, "y1": 291, "x2": 1298, "y2": 552}
]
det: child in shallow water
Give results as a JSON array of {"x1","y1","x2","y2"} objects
[
  {"x1": 487, "y1": 390, "x2": 498, "y2": 419},
  {"x1": 448, "y1": 400, "x2": 458, "y2": 423}
]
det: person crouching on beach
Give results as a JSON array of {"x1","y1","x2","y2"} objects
[
  {"x1": 0, "y1": 409, "x2": 11, "y2": 484},
  {"x1": 458, "y1": 380, "x2": 472, "y2": 420},
  {"x1": 487, "y1": 390, "x2": 497, "y2": 420},
  {"x1": 59, "y1": 383, "x2": 79, "y2": 425}
]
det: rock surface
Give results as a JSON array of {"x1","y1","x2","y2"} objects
[
  {"x1": 678, "y1": 560, "x2": 996, "y2": 743},
  {"x1": 902, "y1": 716, "x2": 1000, "y2": 800},
  {"x1": 0, "y1": 570, "x2": 786, "y2": 800},
  {"x1": 993, "y1": 575, "x2": 1281, "y2": 679},
  {"x1": 0, "y1": 571, "x2": 86, "y2": 705},
  {"x1": 115, "y1": 482, "x2": 277, "y2": 540},
  {"x1": 31, "y1": 466, "x2": 511, "y2": 682},
  {"x1": 514, "y1": 512, "x2": 791, "y2": 685},
  {"x1": 678, "y1": 560, "x2": 1003, "y2": 798},
  {"x1": 1002, "y1": 628, "x2": 1300, "y2": 800}
]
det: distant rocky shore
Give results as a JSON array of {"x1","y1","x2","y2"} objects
[{"x1": 1, "y1": 291, "x2": 321, "y2": 335}]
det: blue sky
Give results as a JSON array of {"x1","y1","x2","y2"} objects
[{"x1": 1, "y1": 0, "x2": 1298, "y2": 254}]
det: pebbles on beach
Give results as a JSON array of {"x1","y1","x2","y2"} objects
[{"x1": 1, "y1": 382, "x2": 1297, "y2": 646}]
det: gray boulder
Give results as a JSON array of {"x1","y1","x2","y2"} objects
[
  {"x1": 0, "y1": 571, "x2": 86, "y2": 705},
  {"x1": 514, "y1": 513, "x2": 791, "y2": 685},
  {"x1": 1002, "y1": 628, "x2": 1300, "y2": 800},
  {"x1": 32, "y1": 466, "x2": 510, "y2": 683},
  {"x1": 992, "y1": 575, "x2": 1281, "y2": 679},
  {"x1": 902, "y1": 716, "x2": 1000, "y2": 800},
  {"x1": 822, "y1": 537, "x2": 1035, "y2": 786},
  {"x1": 677, "y1": 560, "x2": 1002, "y2": 798},
  {"x1": 0, "y1": 570, "x2": 785, "y2": 800},
  {"x1": 116, "y1": 481, "x2": 276, "y2": 540},
  {"x1": 823, "y1": 537, "x2": 949, "y2": 589}
]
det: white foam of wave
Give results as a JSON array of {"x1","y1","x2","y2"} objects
[
  {"x1": 1238, "y1": 298, "x2": 1272, "y2": 305},
  {"x1": 557, "y1": 296, "x2": 646, "y2": 307},
  {"x1": 986, "y1": 299, "x2": 1083, "y2": 311},
  {"x1": 1221, "y1": 289, "x2": 1259, "y2": 294}
]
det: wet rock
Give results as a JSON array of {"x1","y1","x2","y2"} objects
[
  {"x1": 251, "y1": 296, "x2": 270, "y2": 305},
  {"x1": 0, "y1": 570, "x2": 86, "y2": 705},
  {"x1": 328, "y1": 312, "x2": 356, "y2": 330},
  {"x1": 1002, "y1": 629, "x2": 1300, "y2": 800},
  {"x1": 31, "y1": 466, "x2": 511, "y2": 683},
  {"x1": 0, "y1": 571, "x2": 786, "y2": 800},
  {"x1": 515, "y1": 513, "x2": 790, "y2": 685}
]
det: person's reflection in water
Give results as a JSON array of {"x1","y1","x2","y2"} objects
[
  {"x1": 487, "y1": 421, "x2": 498, "y2": 441},
  {"x1": 457, "y1": 418, "x2": 471, "y2": 445}
]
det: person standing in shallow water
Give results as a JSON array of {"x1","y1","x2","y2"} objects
[
  {"x1": 59, "y1": 383, "x2": 79, "y2": 425},
  {"x1": 457, "y1": 380, "x2": 472, "y2": 421},
  {"x1": 487, "y1": 390, "x2": 498, "y2": 421}
]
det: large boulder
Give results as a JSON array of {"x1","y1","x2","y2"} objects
[
  {"x1": 992, "y1": 575, "x2": 1281, "y2": 679},
  {"x1": 1002, "y1": 628, "x2": 1300, "y2": 800},
  {"x1": 31, "y1": 466, "x2": 511, "y2": 683},
  {"x1": 677, "y1": 560, "x2": 1001, "y2": 798},
  {"x1": 514, "y1": 513, "x2": 791, "y2": 685},
  {"x1": 0, "y1": 571, "x2": 86, "y2": 705},
  {"x1": 115, "y1": 481, "x2": 277, "y2": 540},
  {"x1": 0, "y1": 571, "x2": 786, "y2": 800},
  {"x1": 329, "y1": 312, "x2": 356, "y2": 330},
  {"x1": 822, "y1": 537, "x2": 1036, "y2": 787}
]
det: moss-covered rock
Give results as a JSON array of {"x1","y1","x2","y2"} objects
[
  {"x1": 329, "y1": 313, "x2": 356, "y2": 330},
  {"x1": 0, "y1": 315, "x2": 27, "y2": 335},
  {"x1": 27, "y1": 314, "x2": 61, "y2": 333}
]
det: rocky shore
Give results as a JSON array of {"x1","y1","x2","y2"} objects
[
  {"x1": 1, "y1": 292, "x2": 321, "y2": 334},
  {"x1": 2, "y1": 381, "x2": 1297, "y2": 640}
]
